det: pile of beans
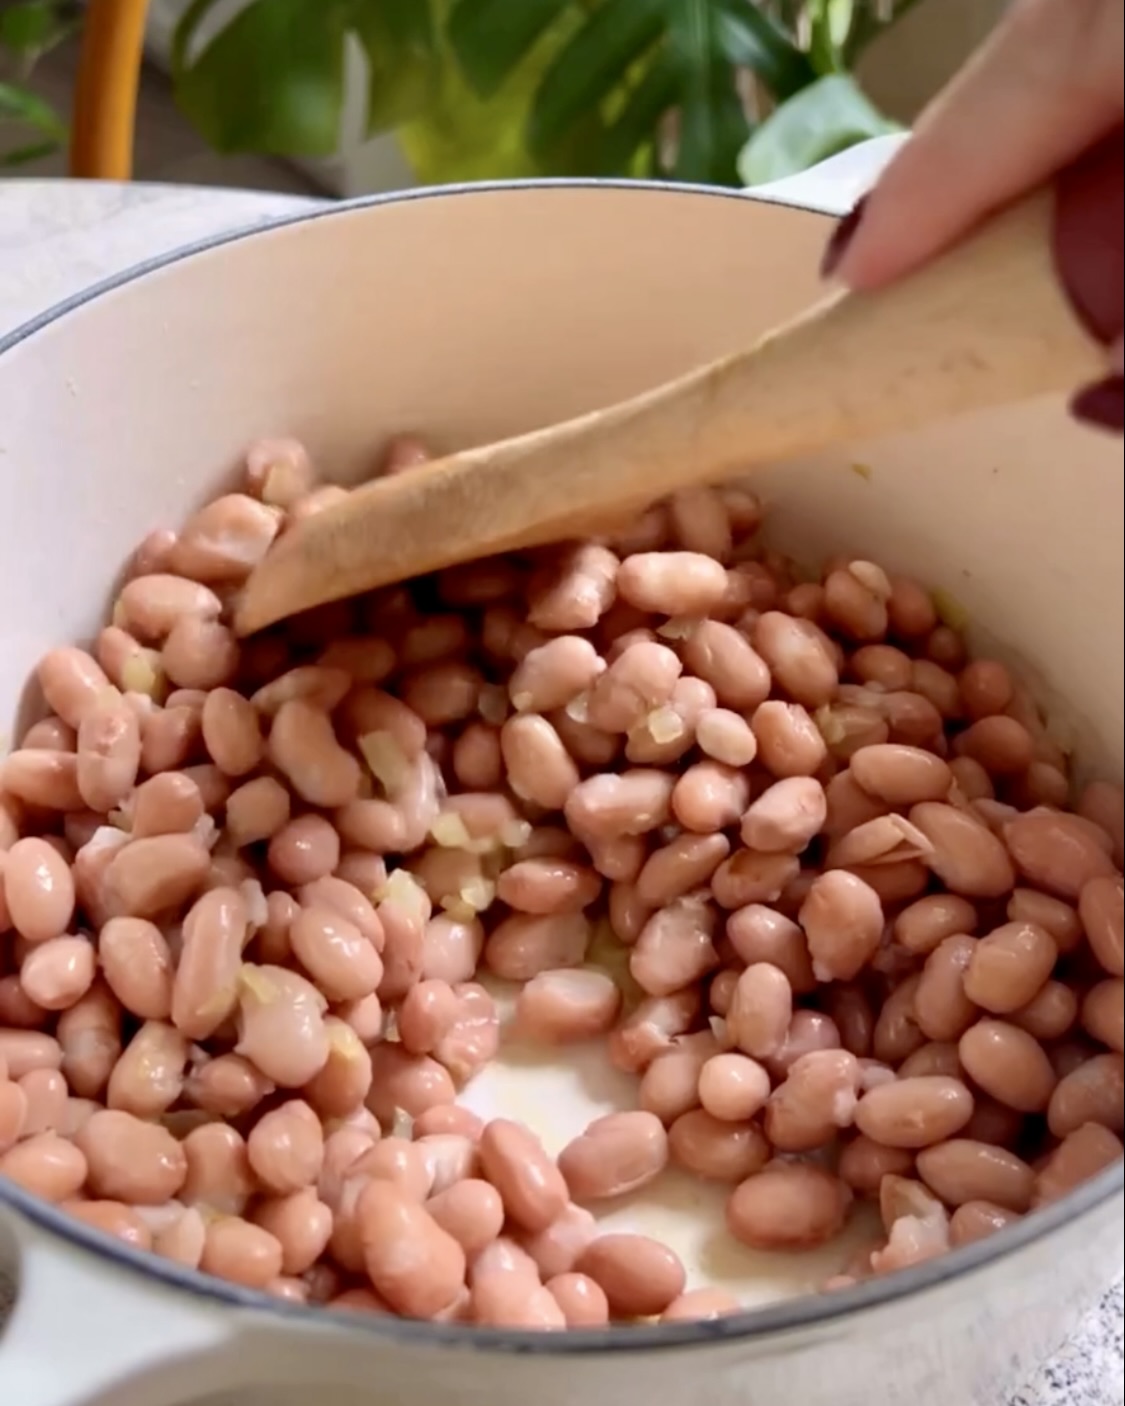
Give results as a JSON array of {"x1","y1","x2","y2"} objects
[{"x1": 1, "y1": 433, "x2": 1122, "y2": 1330}]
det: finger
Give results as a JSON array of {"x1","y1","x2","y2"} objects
[{"x1": 831, "y1": 0, "x2": 1123, "y2": 289}]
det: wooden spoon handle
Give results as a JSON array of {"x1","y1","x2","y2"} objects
[{"x1": 236, "y1": 189, "x2": 1104, "y2": 635}]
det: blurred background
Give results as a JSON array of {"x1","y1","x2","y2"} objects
[{"x1": 2, "y1": 0, "x2": 1006, "y2": 195}]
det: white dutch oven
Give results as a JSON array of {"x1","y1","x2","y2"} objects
[{"x1": 0, "y1": 137, "x2": 1121, "y2": 1406}]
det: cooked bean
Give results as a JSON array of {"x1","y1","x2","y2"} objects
[
  {"x1": 104, "y1": 833, "x2": 210, "y2": 920},
  {"x1": 908, "y1": 803, "x2": 1015, "y2": 898},
  {"x1": 528, "y1": 544, "x2": 618, "y2": 631},
  {"x1": 558, "y1": 1111, "x2": 668, "y2": 1201},
  {"x1": 173, "y1": 886, "x2": 250, "y2": 1040},
  {"x1": 698, "y1": 1052, "x2": 771, "y2": 1122},
  {"x1": 1034, "y1": 1123, "x2": 1123, "y2": 1205},
  {"x1": 960, "y1": 916, "x2": 1056, "y2": 1013},
  {"x1": 752, "y1": 701, "x2": 828, "y2": 778},
  {"x1": 514, "y1": 969, "x2": 621, "y2": 1044},
  {"x1": 269, "y1": 700, "x2": 360, "y2": 809},
  {"x1": 727, "y1": 963, "x2": 792, "y2": 1059},
  {"x1": 578, "y1": 1234, "x2": 685, "y2": 1317},
  {"x1": 740, "y1": 778, "x2": 826, "y2": 854},
  {"x1": 681, "y1": 620, "x2": 770, "y2": 710},
  {"x1": 695, "y1": 708, "x2": 757, "y2": 768},
  {"x1": 358, "y1": 1180, "x2": 466, "y2": 1319},
  {"x1": 19, "y1": 936, "x2": 95, "y2": 1011},
  {"x1": 727, "y1": 1163, "x2": 851, "y2": 1250},
  {"x1": 798, "y1": 871, "x2": 883, "y2": 982},
  {"x1": 1079, "y1": 874, "x2": 1124, "y2": 977},
  {"x1": 181, "y1": 1124, "x2": 255, "y2": 1215},
  {"x1": 496, "y1": 859, "x2": 600, "y2": 915},
  {"x1": 765, "y1": 1050, "x2": 862, "y2": 1152},
  {"x1": 630, "y1": 898, "x2": 719, "y2": 997},
  {"x1": 201, "y1": 1217, "x2": 284, "y2": 1289},
  {"x1": 894, "y1": 894, "x2": 978, "y2": 955},
  {"x1": 913, "y1": 935, "x2": 979, "y2": 1042},
  {"x1": 1, "y1": 1131, "x2": 88, "y2": 1201},
  {"x1": 915, "y1": 1139, "x2": 1034, "y2": 1211},
  {"x1": 57, "y1": 983, "x2": 121, "y2": 1098},
  {"x1": 949, "y1": 1200, "x2": 1020, "y2": 1246},
  {"x1": 1003, "y1": 812, "x2": 1116, "y2": 900},
  {"x1": 479, "y1": 1119, "x2": 569, "y2": 1232},
  {"x1": 855, "y1": 1077, "x2": 974, "y2": 1149},
  {"x1": 1047, "y1": 1053, "x2": 1124, "y2": 1138},
  {"x1": 235, "y1": 964, "x2": 329, "y2": 1087},
  {"x1": 252, "y1": 1189, "x2": 333, "y2": 1276},
  {"x1": 1007, "y1": 888, "x2": 1082, "y2": 954},
  {"x1": 426, "y1": 1180, "x2": 504, "y2": 1257},
  {"x1": 364, "y1": 1044, "x2": 455, "y2": 1124},
  {"x1": 108, "y1": 1020, "x2": 188, "y2": 1117},
  {"x1": 668, "y1": 1110, "x2": 770, "y2": 1182},
  {"x1": 4, "y1": 836, "x2": 77, "y2": 943},
  {"x1": 726, "y1": 904, "x2": 815, "y2": 993},
  {"x1": 76, "y1": 1109, "x2": 186, "y2": 1203},
  {"x1": 753, "y1": 613, "x2": 838, "y2": 707},
  {"x1": 565, "y1": 770, "x2": 674, "y2": 840},
  {"x1": 509, "y1": 636, "x2": 603, "y2": 714},
  {"x1": 546, "y1": 1272, "x2": 610, "y2": 1327},
  {"x1": 636, "y1": 833, "x2": 729, "y2": 907},
  {"x1": 1081, "y1": 979, "x2": 1124, "y2": 1052},
  {"x1": 959, "y1": 1020, "x2": 1056, "y2": 1113},
  {"x1": 638, "y1": 1037, "x2": 717, "y2": 1123},
  {"x1": 850, "y1": 745, "x2": 952, "y2": 806},
  {"x1": 290, "y1": 905, "x2": 382, "y2": 1003},
  {"x1": 617, "y1": 552, "x2": 727, "y2": 616}
]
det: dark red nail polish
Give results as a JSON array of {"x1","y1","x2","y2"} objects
[
  {"x1": 1071, "y1": 375, "x2": 1124, "y2": 434},
  {"x1": 820, "y1": 197, "x2": 867, "y2": 279},
  {"x1": 1052, "y1": 127, "x2": 1124, "y2": 347}
]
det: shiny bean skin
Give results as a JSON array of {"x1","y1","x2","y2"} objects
[
  {"x1": 201, "y1": 1217, "x2": 284, "y2": 1289},
  {"x1": 1007, "y1": 889, "x2": 1083, "y2": 955},
  {"x1": 496, "y1": 859, "x2": 601, "y2": 916},
  {"x1": 76, "y1": 1109, "x2": 187, "y2": 1203},
  {"x1": 15, "y1": 1068, "x2": 68, "y2": 1137},
  {"x1": 753, "y1": 613, "x2": 838, "y2": 708},
  {"x1": 959, "y1": 1021, "x2": 1057, "y2": 1114},
  {"x1": 849, "y1": 745, "x2": 952, "y2": 806},
  {"x1": 949, "y1": 1200, "x2": 1020, "y2": 1246},
  {"x1": 558, "y1": 1111, "x2": 668, "y2": 1202},
  {"x1": 104, "y1": 834, "x2": 210, "y2": 921},
  {"x1": 915, "y1": 1140, "x2": 1035, "y2": 1212},
  {"x1": 508, "y1": 636, "x2": 603, "y2": 714},
  {"x1": 668, "y1": 1110, "x2": 770, "y2": 1182},
  {"x1": 894, "y1": 894, "x2": 978, "y2": 955},
  {"x1": 547, "y1": 1272, "x2": 610, "y2": 1327},
  {"x1": 3, "y1": 837, "x2": 76, "y2": 943},
  {"x1": 908, "y1": 803, "x2": 1015, "y2": 899},
  {"x1": 235, "y1": 964, "x2": 329, "y2": 1087},
  {"x1": 0, "y1": 1132, "x2": 88, "y2": 1201},
  {"x1": 913, "y1": 936, "x2": 979, "y2": 1042},
  {"x1": 251, "y1": 1189, "x2": 333, "y2": 1276},
  {"x1": 269, "y1": 700, "x2": 361, "y2": 809},
  {"x1": 357, "y1": 1180, "x2": 466, "y2": 1319},
  {"x1": 472, "y1": 1275, "x2": 566, "y2": 1330},
  {"x1": 172, "y1": 887, "x2": 250, "y2": 1040},
  {"x1": 630, "y1": 898, "x2": 719, "y2": 997},
  {"x1": 565, "y1": 771, "x2": 675, "y2": 840},
  {"x1": 1003, "y1": 812, "x2": 1116, "y2": 901},
  {"x1": 426, "y1": 1180, "x2": 505, "y2": 1256},
  {"x1": 479, "y1": 1119, "x2": 569, "y2": 1232},
  {"x1": 726, "y1": 1164, "x2": 852, "y2": 1250},
  {"x1": 1034, "y1": 1123, "x2": 1124, "y2": 1205},
  {"x1": 108, "y1": 1020, "x2": 188, "y2": 1117},
  {"x1": 764, "y1": 1050, "x2": 862, "y2": 1152},
  {"x1": 1082, "y1": 979, "x2": 1124, "y2": 1052},
  {"x1": 501, "y1": 715, "x2": 581, "y2": 811},
  {"x1": 1079, "y1": 875, "x2": 1124, "y2": 977},
  {"x1": 726, "y1": 905, "x2": 816, "y2": 994},
  {"x1": 63, "y1": 1199, "x2": 155, "y2": 1251},
  {"x1": 740, "y1": 778, "x2": 826, "y2": 854},
  {"x1": 638, "y1": 1039, "x2": 716, "y2": 1123},
  {"x1": 672, "y1": 762, "x2": 750, "y2": 834},
  {"x1": 838, "y1": 1136, "x2": 915, "y2": 1196},
  {"x1": 698, "y1": 1052, "x2": 771, "y2": 1122},
  {"x1": 798, "y1": 871, "x2": 884, "y2": 982},
  {"x1": 617, "y1": 552, "x2": 727, "y2": 616},
  {"x1": 248, "y1": 1099, "x2": 325, "y2": 1194},
  {"x1": 36, "y1": 647, "x2": 113, "y2": 729},
  {"x1": 962, "y1": 921, "x2": 1057, "y2": 1014},
  {"x1": 514, "y1": 969, "x2": 621, "y2": 1043},
  {"x1": 290, "y1": 906, "x2": 382, "y2": 1003},
  {"x1": 727, "y1": 963, "x2": 792, "y2": 1059},
  {"x1": 854, "y1": 1077, "x2": 974, "y2": 1149},
  {"x1": 578, "y1": 1234, "x2": 686, "y2": 1318},
  {"x1": 680, "y1": 621, "x2": 770, "y2": 710},
  {"x1": 181, "y1": 1123, "x2": 255, "y2": 1215},
  {"x1": 19, "y1": 937, "x2": 96, "y2": 1011},
  {"x1": 1047, "y1": 1054, "x2": 1125, "y2": 1138},
  {"x1": 484, "y1": 913, "x2": 590, "y2": 981}
]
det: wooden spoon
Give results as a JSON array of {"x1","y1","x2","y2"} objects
[{"x1": 235, "y1": 189, "x2": 1103, "y2": 637}]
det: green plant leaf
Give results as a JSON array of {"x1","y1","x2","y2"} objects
[
  {"x1": 667, "y1": 0, "x2": 750, "y2": 186},
  {"x1": 351, "y1": 0, "x2": 438, "y2": 134},
  {"x1": 712, "y1": 0, "x2": 815, "y2": 100},
  {"x1": 595, "y1": 44, "x2": 677, "y2": 175},
  {"x1": 527, "y1": 0, "x2": 664, "y2": 159},
  {"x1": 737, "y1": 71, "x2": 899, "y2": 186},
  {"x1": 0, "y1": 77, "x2": 65, "y2": 135},
  {"x1": 0, "y1": 0, "x2": 78, "y2": 55},
  {"x1": 447, "y1": 0, "x2": 571, "y2": 98},
  {"x1": 173, "y1": 0, "x2": 348, "y2": 157}
]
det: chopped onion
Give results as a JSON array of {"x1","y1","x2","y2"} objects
[{"x1": 358, "y1": 730, "x2": 410, "y2": 793}]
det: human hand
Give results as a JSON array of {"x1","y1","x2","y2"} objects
[{"x1": 820, "y1": 0, "x2": 1123, "y2": 433}]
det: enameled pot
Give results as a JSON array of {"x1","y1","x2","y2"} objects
[{"x1": 1, "y1": 137, "x2": 1121, "y2": 1406}]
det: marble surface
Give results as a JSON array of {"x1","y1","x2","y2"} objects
[{"x1": 0, "y1": 178, "x2": 1122, "y2": 1406}]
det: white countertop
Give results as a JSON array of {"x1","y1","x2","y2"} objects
[{"x1": 0, "y1": 176, "x2": 1122, "y2": 1406}]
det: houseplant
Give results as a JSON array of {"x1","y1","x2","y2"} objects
[
  {"x1": 169, "y1": 0, "x2": 915, "y2": 187},
  {"x1": 0, "y1": 0, "x2": 77, "y2": 166}
]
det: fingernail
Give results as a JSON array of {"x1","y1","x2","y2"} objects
[
  {"x1": 1070, "y1": 375, "x2": 1124, "y2": 434},
  {"x1": 820, "y1": 197, "x2": 867, "y2": 279}
]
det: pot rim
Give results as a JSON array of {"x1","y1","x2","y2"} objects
[{"x1": 1, "y1": 175, "x2": 1122, "y2": 1354}]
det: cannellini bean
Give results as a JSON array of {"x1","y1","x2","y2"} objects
[
  {"x1": 726, "y1": 1164, "x2": 852, "y2": 1250},
  {"x1": 558, "y1": 1111, "x2": 668, "y2": 1201}
]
